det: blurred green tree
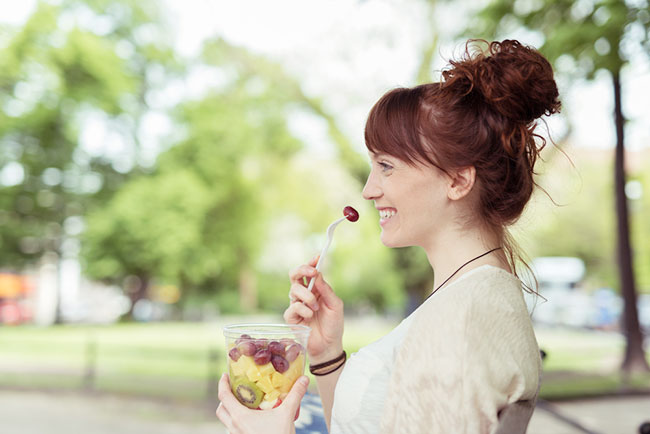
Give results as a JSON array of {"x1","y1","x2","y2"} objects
[
  {"x1": 518, "y1": 151, "x2": 618, "y2": 288},
  {"x1": 0, "y1": 0, "x2": 178, "y2": 320},
  {"x1": 193, "y1": 39, "x2": 414, "y2": 315},
  {"x1": 81, "y1": 38, "x2": 303, "y2": 314},
  {"x1": 472, "y1": 0, "x2": 650, "y2": 373}
]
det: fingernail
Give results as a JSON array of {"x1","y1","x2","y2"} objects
[
  {"x1": 299, "y1": 376, "x2": 309, "y2": 386},
  {"x1": 312, "y1": 302, "x2": 319, "y2": 311}
]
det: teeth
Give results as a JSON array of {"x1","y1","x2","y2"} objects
[{"x1": 379, "y1": 209, "x2": 396, "y2": 219}]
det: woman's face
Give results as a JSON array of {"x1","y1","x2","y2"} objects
[{"x1": 362, "y1": 151, "x2": 450, "y2": 249}]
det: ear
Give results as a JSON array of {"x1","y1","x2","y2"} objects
[{"x1": 447, "y1": 166, "x2": 476, "y2": 201}]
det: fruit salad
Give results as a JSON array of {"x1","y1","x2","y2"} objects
[{"x1": 224, "y1": 325, "x2": 309, "y2": 410}]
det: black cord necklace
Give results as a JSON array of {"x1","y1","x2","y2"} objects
[{"x1": 425, "y1": 247, "x2": 503, "y2": 302}]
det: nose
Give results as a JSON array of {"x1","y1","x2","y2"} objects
[{"x1": 362, "y1": 170, "x2": 381, "y2": 201}]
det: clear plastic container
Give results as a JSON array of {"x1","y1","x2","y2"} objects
[{"x1": 223, "y1": 323, "x2": 310, "y2": 410}]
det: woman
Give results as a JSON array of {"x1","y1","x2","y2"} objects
[{"x1": 217, "y1": 39, "x2": 560, "y2": 434}]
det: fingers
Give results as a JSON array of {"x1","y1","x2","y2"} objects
[
  {"x1": 311, "y1": 273, "x2": 343, "y2": 311},
  {"x1": 288, "y1": 283, "x2": 319, "y2": 311},
  {"x1": 283, "y1": 301, "x2": 314, "y2": 324},
  {"x1": 216, "y1": 403, "x2": 233, "y2": 430},
  {"x1": 217, "y1": 373, "x2": 241, "y2": 410},
  {"x1": 288, "y1": 264, "x2": 317, "y2": 286}
]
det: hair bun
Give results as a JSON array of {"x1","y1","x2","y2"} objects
[{"x1": 444, "y1": 39, "x2": 561, "y2": 123}]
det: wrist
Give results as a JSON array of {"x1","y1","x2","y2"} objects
[
  {"x1": 310, "y1": 350, "x2": 346, "y2": 376},
  {"x1": 309, "y1": 345, "x2": 344, "y2": 365}
]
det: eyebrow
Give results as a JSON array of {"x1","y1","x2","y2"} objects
[{"x1": 368, "y1": 151, "x2": 390, "y2": 159}]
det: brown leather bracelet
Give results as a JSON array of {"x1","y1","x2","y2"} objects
[
  {"x1": 310, "y1": 356, "x2": 346, "y2": 376},
  {"x1": 310, "y1": 350, "x2": 346, "y2": 370},
  {"x1": 309, "y1": 350, "x2": 346, "y2": 371}
]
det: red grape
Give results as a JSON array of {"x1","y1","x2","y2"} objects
[
  {"x1": 268, "y1": 341, "x2": 286, "y2": 356},
  {"x1": 254, "y1": 349, "x2": 272, "y2": 365},
  {"x1": 229, "y1": 347, "x2": 242, "y2": 361},
  {"x1": 343, "y1": 206, "x2": 359, "y2": 222},
  {"x1": 285, "y1": 344, "x2": 301, "y2": 362},
  {"x1": 254, "y1": 338, "x2": 269, "y2": 349},
  {"x1": 271, "y1": 354, "x2": 289, "y2": 373},
  {"x1": 280, "y1": 338, "x2": 295, "y2": 346},
  {"x1": 235, "y1": 334, "x2": 252, "y2": 345},
  {"x1": 238, "y1": 340, "x2": 257, "y2": 356}
]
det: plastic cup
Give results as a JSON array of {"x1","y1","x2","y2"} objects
[{"x1": 223, "y1": 323, "x2": 310, "y2": 410}]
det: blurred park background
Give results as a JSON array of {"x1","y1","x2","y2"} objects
[{"x1": 1, "y1": 0, "x2": 649, "y2": 432}]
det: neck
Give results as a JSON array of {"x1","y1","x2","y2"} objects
[{"x1": 423, "y1": 225, "x2": 508, "y2": 291}]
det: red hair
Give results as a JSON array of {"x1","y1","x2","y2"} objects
[{"x1": 365, "y1": 39, "x2": 561, "y2": 276}]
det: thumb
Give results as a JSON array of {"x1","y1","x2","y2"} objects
[{"x1": 282, "y1": 375, "x2": 309, "y2": 414}]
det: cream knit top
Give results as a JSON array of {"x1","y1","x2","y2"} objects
[{"x1": 330, "y1": 265, "x2": 542, "y2": 434}]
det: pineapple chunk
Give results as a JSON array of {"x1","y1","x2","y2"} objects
[
  {"x1": 258, "y1": 363, "x2": 275, "y2": 377},
  {"x1": 279, "y1": 382, "x2": 291, "y2": 394},
  {"x1": 230, "y1": 355, "x2": 255, "y2": 377},
  {"x1": 271, "y1": 372, "x2": 287, "y2": 389},
  {"x1": 246, "y1": 364, "x2": 262, "y2": 382},
  {"x1": 264, "y1": 388, "x2": 281, "y2": 402},
  {"x1": 256, "y1": 375, "x2": 275, "y2": 394},
  {"x1": 230, "y1": 362, "x2": 245, "y2": 377},
  {"x1": 286, "y1": 354, "x2": 305, "y2": 380},
  {"x1": 274, "y1": 354, "x2": 305, "y2": 393}
]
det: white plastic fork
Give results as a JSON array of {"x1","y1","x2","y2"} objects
[{"x1": 306, "y1": 216, "x2": 347, "y2": 292}]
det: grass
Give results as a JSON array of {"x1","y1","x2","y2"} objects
[
  {"x1": 535, "y1": 327, "x2": 650, "y2": 399},
  {"x1": 0, "y1": 318, "x2": 648, "y2": 402}
]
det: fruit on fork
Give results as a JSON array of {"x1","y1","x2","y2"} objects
[{"x1": 306, "y1": 206, "x2": 359, "y2": 292}]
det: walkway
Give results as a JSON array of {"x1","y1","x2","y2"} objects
[{"x1": 0, "y1": 389, "x2": 648, "y2": 433}]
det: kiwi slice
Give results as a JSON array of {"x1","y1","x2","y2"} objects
[{"x1": 231, "y1": 377, "x2": 264, "y2": 409}]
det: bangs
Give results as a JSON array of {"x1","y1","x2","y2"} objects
[{"x1": 364, "y1": 86, "x2": 434, "y2": 166}]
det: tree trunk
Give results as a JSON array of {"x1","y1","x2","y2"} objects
[
  {"x1": 612, "y1": 72, "x2": 650, "y2": 374},
  {"x1": 124, "y1": 275, "x2": 149, "y2": 321},
  {"x1": 238, "y1": 248, "x2": 257, "y2": 312},
  {"x1": 239, "y1": 264, "x2": 257, "y2": 312}
]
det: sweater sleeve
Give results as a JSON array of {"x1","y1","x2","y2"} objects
[{"x1": 379, "y1": 275, "x2": 541, "y2": 434}]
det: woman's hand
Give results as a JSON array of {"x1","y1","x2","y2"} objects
[
  {"x1": 216, "y1": 373, "x2": 309, "y2": 434},
  {"x1": 284, "y1": 256, "x2": 344, "y2": 363}
]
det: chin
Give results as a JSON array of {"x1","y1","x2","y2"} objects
[{"x1": 380, "y1": 232, "x2": 409, "y2": 249}]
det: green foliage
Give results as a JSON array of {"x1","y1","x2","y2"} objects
[
  {"x1": 81, "y1": 37, "x2": 305, "y2": 304},
  {"x1": 0, "y1": 0, "x2": 177, "y2": 269},
  {"x1": 82, "y1": 169, "x2": 214, "y2": 282},
  {"x1": 517, "y1": 151, "x2": 617, "y2": 288},
  {"x1": 515, "y1": 149, "x2": 650, "y2": 293},
  {"x1": 472, "y1": 0, "x2": 650, "y2": 294},
  {"x1": 328, "y1": 217, "x2": 406, "y2": 314},
  {"x1": 472, "y1": 0, "x2": 649, "y2": 77}
]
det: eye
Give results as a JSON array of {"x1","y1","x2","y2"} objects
[{"x1": 378, "y1": 161, "x2": 393, "y2": 173}]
